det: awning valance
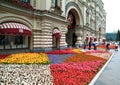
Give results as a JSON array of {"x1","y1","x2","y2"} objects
[
  {"x1": 0, "y1": 22, "x2": 32, "y2": 36},
  {"x1": 52, "y1": 29, "x2": 61, "y2": 38}
]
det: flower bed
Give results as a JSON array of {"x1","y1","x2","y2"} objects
[
  {"x1": 97, "y1": 45, "x2": 106, "y2": 49},
  {"x1": 72, "y1": 48, "x2": 83, "y2": 53},
  {"x1": 0, "y1": 48, "x2": 112, "y2": 85},
  {"x1": 49, "y1": 50, "x2": 107, "y2": 85},
  {"x1": 50, "y1": 60, "x2": 105, "y2": 85},
  {"x1": 98, "y1": 44, "x2": 116, "y2": 49},
  {"x1": 85, "y1": 50, "x2": 112, "y2": 60},
  {"x1": 0, "y1": 54, "x2": 10, "y2": 59},
  {"x1": 85, "y1": 50, "x2": 108, "y2": 53},
  {"x1": 64, "y1": 52, "x2": 106, "y2": 63},
  {"x1": 0, "y1": 53, "x2": 50, "y2": 64},
  {"x1": 46, "y1": 48, "x2": 76, "y2": 54},
  {"x1": 109, "y1": 44, "x2": 116, "y2": 49},
  {"x1": 48, "y1": 54, "x2": 74, "y2": 64}
]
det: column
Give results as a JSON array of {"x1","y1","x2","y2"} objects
[{"x1": 75, "y1": 26, "x2": 83, "y2": 48}]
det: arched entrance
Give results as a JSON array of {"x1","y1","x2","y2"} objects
[{"x1": 66, "y1": 9, "x2": 79, "y2": 47}]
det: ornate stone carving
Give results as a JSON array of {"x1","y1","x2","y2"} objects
[{"x1": 75, "y1": 26, "x2": 83, "y2": 47}]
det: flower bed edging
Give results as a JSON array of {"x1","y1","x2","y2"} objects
[{"x1": 89, "y1": 52, "x2": 115, "y2": 85}]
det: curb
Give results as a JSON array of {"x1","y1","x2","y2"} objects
[{"x1": 89, "y1": 52, "x2": 115, "y2": 85}]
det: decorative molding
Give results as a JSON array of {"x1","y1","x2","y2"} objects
[{"x1": 65, "y1": 1, "x2": 84, "y2": 25}]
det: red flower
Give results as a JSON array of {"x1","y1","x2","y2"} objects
[
  {"x1": 50, "y1": 60, "x2": 106, "y2": 85},
  {"x1": 0, "y1": 54, "x2": 9, "y2": 59},
  {"x1": 46, "y1": 49, "x2": 76, "y2": 54}
]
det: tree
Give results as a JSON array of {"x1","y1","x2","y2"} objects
[{"x1": 116, "y1": 29, "x2": 120, "y2": 42}]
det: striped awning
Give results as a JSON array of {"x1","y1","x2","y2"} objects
[
  {"x1": 0, "y1": 22, "x2": 32, "y2": 36},
  {"x1": 52, "y1": 29, "x2": 61, "y2": 38}
]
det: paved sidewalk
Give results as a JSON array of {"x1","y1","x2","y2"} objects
[{"x1": 95, "y1": 48, "x2": 120, "y2": 85}]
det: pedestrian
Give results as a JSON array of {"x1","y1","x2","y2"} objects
[
  {"x1": 106, "y1": 42, "x2": 110, "y2": 50},
  {"x1": 83, "y1": 41, "x2": 86, "y2": 49},
  {"x1": 115, "y1": 42, "x2": 118, "y2": 51},
  {"x1": 92, "y1": 41, "x2": 97, "y2": 50},
  {"x1": 119, "y1": 42, "x2": 120, "y2": 48},
  {"x1": 88, "y1": 41, "x2": 92, "y2": 50}
]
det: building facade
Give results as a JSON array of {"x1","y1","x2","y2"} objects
[{"x1": 0, "y1": 0, "x2": 106, "y2": 52}]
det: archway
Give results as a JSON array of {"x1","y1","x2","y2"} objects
[{"x1": 66, "y1": 9, "x2": 79, "y2": 47}]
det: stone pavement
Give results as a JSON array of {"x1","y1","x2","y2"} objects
[{"x1": 94, "y1": 48, "x2": 120, "y2": 85}]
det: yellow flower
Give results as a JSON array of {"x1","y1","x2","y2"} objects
[
  {"x1": 0, "y1": 53, "x2": 50, "y2": 64},
  {"x1": 72, "y1": 49, "x2": 82, "y2": 53}
]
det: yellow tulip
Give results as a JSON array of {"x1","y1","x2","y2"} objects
[{"x1": 0, "y1": 53, "x2": 50, "y2": 64}]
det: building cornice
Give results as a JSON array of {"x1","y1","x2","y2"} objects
[
  {"x1": 0, "y1": 1, "x2": 34, "y2": 16},
  {"x1": 0, "y1": 1, "x2": 66, "y2": 22}
]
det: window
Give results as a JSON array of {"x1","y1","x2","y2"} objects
[
  {"x1": 54, "y1": 0, "x2": 61, "y2": 8},
  {"x1": 21, "y1": 0, "x2": 30, "y2": 3},
  {"x1": 54, "y1": 0, "x2": 57, "y2": 7},
  {"x1": 0, "y1": 35, "x2": 28, "y2": 49},
  {"x1": 86, "y1": 13, "x2": 89, "y2": 25}
]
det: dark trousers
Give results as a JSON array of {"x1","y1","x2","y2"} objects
[
  {"x1": 93, "y1": 45, "x2": 96, "y2": 50},
  {"x1": 88, "y1": 42, "x2": 91, "y2": 50},
  {"x1": 106, "y1": 44, "x2": 110, "y2": 50},
  {"x1": 83, "y1": 44, "x2": 86, "y2": 49}
]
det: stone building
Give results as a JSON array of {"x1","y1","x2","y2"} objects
[{"x1": 0, "y1": 0, "x2": 106, "y2": 52}]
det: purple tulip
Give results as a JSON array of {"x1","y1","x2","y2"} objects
[{"x1": 48, "y1": 54, "x2": 74, "y2": 64}]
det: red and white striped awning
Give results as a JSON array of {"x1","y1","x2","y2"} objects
[
  {"x1": 52, "y1": 29, "x2": 61, "y2": 38},
  {"x1": 0, "y1": 22, "x2": 32, "y2": 36}
]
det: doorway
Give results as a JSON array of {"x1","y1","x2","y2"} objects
[{"x1": 66, "y1": 11, "x2": 77, "y2": 47}]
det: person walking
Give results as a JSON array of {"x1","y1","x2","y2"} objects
[
  {"x1": 119, "y1": 42, "x2": 120, "y2": 48},
  {"x1": 106, "y1": 42, "x2": 110, "y2": 50},
  {"x1": 88, "y1": 41, "x2": 92, "y2": 50},
  {"x1": 92, "y1": 41, "x2": 97, "y2": 50},
  {"x1": 115, "y1": 42, "x2": 118, "y2": 51},
  {"x1": 83, "y1": 41, "x2": 86, "y2": 49}
]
